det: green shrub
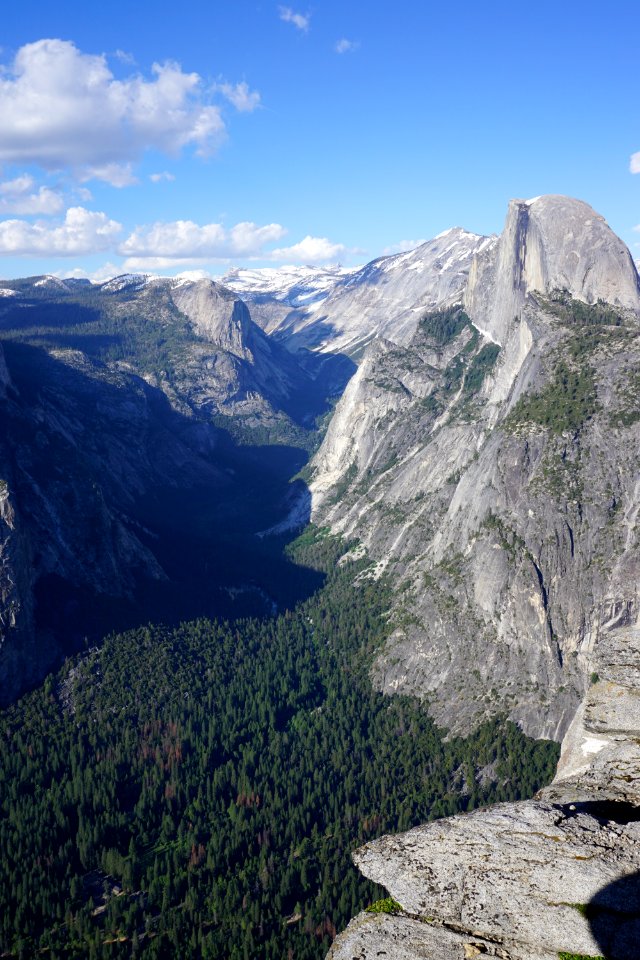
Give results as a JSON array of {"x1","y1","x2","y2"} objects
[
  {"x1": 366, "y1": 898, "x2": 403, "y2": 915},
  {"x1": 557, "y1": 953, "x2": 605, "y2": 960}
]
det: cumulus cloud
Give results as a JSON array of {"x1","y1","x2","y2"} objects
[
  {"x1": 335, "y1": 39, "x2": 359, "y2": 54},
  {"x1": 0, "y1": 174, "x2": 64, "y2": 215},
  {"x1": 0, "y1": 203, "x2": 349, "y2": 268},
  {"x1": 269, "y1": 235, "x2": 347, "y2": 263},
  {"x1": 279, "y1": 7, "x2": 310, "y2": 31},
  {"x1": 119, "y1": 218, "x2": 288, "y2": 264},
  {"x1": 0, "y1": 39, "x2": 228, "y2": 180},
  {"x1": 149, "y1": 171, "x2": 176, "y2": 183},
  {"x1": 0, "y1": 206, "x2": 122, "y2": 256},
  {"x1": 216, "y1": 81, "x2": 261, "y2": 113},
  {"x1": 175, "y1": 269, "x2": 215, "y2": 281},
  {"x1": 382, "y1": 239, "x2": 426, "y2": 255},
  {"x1": 630, "y1": 152, "x2": 640, "y2": 174}
]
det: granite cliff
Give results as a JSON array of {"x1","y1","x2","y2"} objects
[
  {"x1": 311, "y1": 195, "x2": 640, "y2": 740},
  {"x1": 319, "y1": 196, "x2": 640, "y2": 958}
]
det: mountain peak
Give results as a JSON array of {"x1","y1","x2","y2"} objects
[{"x1": 465, "y1": 194, "x2": 640, "y2": 344}]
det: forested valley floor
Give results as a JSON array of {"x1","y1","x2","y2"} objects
[{"x1": 0, "y1": 529, "x2": 559, "y2": 959}]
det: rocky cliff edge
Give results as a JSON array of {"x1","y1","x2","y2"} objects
[
  {"x1": 320, "y1": 197, "x2": 640, "y2": 958},
  {"x1": 328, "y1": 617, "x2": 640, "y2": 959}
]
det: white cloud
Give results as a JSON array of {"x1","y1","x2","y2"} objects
[
  {"x1": 382, "y1": 239, "x2": 426, "y2": 255},
  {"x1": 149, "y1": 171, "x2": 176, "y2": 183},
  {"x1": 79, "y1": 163, "x2": 139, "y2": 188},
  {"x1": 175, "y1": 268, "x2": 214, "y2": 281},
  {"x1": 0, "y1": 39, "x2": 228, "y2": 179},
  {"x1": 269, "y1": 235, "x2": 347, "y2": 263},
  {"x1": 0, "y1": 175, "x2": 33, "y2": 195},
  {"x1": 0, "y1": 174, "x2": 64, "y2": 214},
  {"x1": 119, "y1": 218, "x2": 288, "y2": 262},
  {"x1": 121, "y1": 256, "x2": 197, "y2": 270},
  {"x1": 113, "y1": 49, "x2": 136, "y2": 66},
  {"x1": 57, "y1": 263, "x2": 112, "y2": 282},
  {"x1": 0, "y1": 206, "x2": 122, "y2": 256},
  {"x1": 335, "y1": 39, "x2": 359, "y2": 54},
  {"x1": 0, "y1": 203, "x2": 349, "y2": 268},
  {"x1": 630, "y1": 152, "x2": 640, "y2": 174},
  {"x1": 216, "y1": 81, "x2": 261, "y2": 113},
  {"x1": 279, "y1": 7, "x2": 310, "y2": 31}
]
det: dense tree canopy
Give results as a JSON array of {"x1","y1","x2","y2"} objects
[{"x1": 0, "y1": 530, "x2": 559, "y2": 958}]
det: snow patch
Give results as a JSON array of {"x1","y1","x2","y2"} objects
[
  {"x1": 581, "y1": 735, "x2": 609, "y2": 758},
  {"x1": 99, "y1": 274, "x2": 150, "y2": 293},
  {"x1": 471, "y1": 321, "x2": 502, "y2": 346},
  {"x1": 34, "y1": 275, "x2": 68, "y2": 289},
  {"x1": 221, "y1": 264, "x2": 358, "y2": 307}
]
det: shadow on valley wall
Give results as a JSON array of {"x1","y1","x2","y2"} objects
[{"x1": 0, "y1": 340, "x2": 327, "y2": 706}]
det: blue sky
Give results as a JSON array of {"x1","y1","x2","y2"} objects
[{"x1": 1, "y1": 0, "x2": 639, "y2": 279}]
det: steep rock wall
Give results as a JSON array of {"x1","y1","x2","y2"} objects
[
  {"x1": 310, "y1": 196, "x2": 640, "y2": 740},
  {"x1": 464, "y1": 195, "x2": 640, "y2": 345}
]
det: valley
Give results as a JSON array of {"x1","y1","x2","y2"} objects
[{"x1": 0, "y1": 194, "x2": 638, "y2": 959}]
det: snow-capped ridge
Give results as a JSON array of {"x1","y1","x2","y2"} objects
[
  {"x1": 221, "y1": 264, "x2": 358, "y2": 308},
  {"x1": 99, "y1": 274, "x2": 152, "y2": 293},
  {"x1": 33, "y1": 275, "x2": 70, "y2": 290},
  {"x1": 264, "y1": 228, "x2": 495, "y2": 354}
]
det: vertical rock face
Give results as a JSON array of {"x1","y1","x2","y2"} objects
[
  {"x1": 0, "y1": 479, "x2": 40, "y2": 698},
  {"x1": 465, "y1": 195, "x2": 640, "y2": 344},
  {"x1": 169, "y1": 279, "x2": 258, "y2": 361},
  {"x1": 310, "y1": 196, "x2": 640, "y2": 740},
  {"x1": 323, "y1": 196, "x2": 640, "y2": 959}
]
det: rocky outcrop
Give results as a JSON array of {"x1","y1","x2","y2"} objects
[
  {"x1": 465, "y1": 195, "x2": 640, "y2": 345},
  {"x1": 328, "y1": 612, "x2": 640, "y2": 960},
  {"x1": 329, "y1": 800, "x2": 640, "y2": 959}
]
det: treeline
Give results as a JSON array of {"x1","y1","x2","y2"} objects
[{"x1": 0, "y1": 532, "x2": 559, "y2": 959}]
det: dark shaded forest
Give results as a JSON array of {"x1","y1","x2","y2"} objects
[{"x1": 0, "y1": 529, "x2": 559, "y2": 959}]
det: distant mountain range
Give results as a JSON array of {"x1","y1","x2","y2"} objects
[{"x1": 222, "y1": 229, "x2": 494, "y2": 357}]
